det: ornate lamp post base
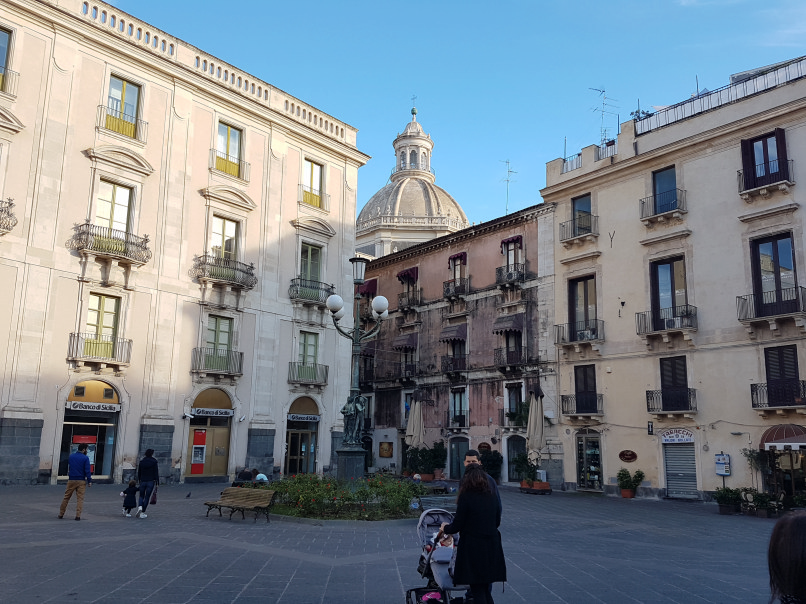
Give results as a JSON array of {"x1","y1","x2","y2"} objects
[{"x1": 336, "y1": 446, "x2": 367, "y2": 482}]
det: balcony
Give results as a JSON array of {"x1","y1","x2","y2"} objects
[
  {"x1": 646, "y1": 388, "x2": 697, "y2": 418},
  {"x1": 751, "y1": 380, "x2": 806, "y2": 416},
  {"x1": 447, "y1": 410, "x2": 469, "y2": 432},
  {"x1": 555, "y1": 320, "x2": 605, "y2": 356},
  {"x1": 636, "y1": 305, "x2": 698, "y2": 346},
  {"x1": 67, "y1": 332, "x2": 132, "y2": 370},
  {"x1": 97, "y1": 105, "x2": 148, "y2": 143},
  {"x1": 0, "y1": 199, "x2": 18, "y2": 236},
  {"x1": 289, "y1": 278, "x2": 335, "y2": 305},
  {"x1": 0, "y1": 66, "x2": 19, "y2": 97},
  {"x1": 67, "y1": 222, "x2": 152, "y2": 265},
  {"x1": 498, "y1": 408, "x2": 527, "y2": 432},
  {"x1": 561, "y1": 393, "x2": 604, "y2": 420},
  {"x1": 191, "y1": 347, "x2": 244, "y2": 377},
  {"x1": 390, "y1": 362, "x2": 419, "y2": 382},
  {"x1": 738, "y1": 160, "x2": 794, "y2": 201},
  {"x1": 287, "y1": 362, "x2": 329, "y2": 386},
  {"x1": 210, "y1": 149, "x2": 250, "y2": 181},
  {"x1": 398, "y1": 290, "x2": 422, "y2": 310},
  {"x1": 736, "y1": 287, "x2": 806, "y2": 337},
  {"x1": 640, "y1": 189, "x2": 687, "y2": 226},
  {"x1": 560, "y1": 212, "x2": 599, "y2": 247},
  {"x1": 298, "y1": 185, "x2": 330, "y2": 211},
  {"x1": 493, "y1": 347, "x2": 527, "y2": 373},
  {"x1": 189, "y1": 254, "x2": 258, "y2": 290},
  {"x1": 495, "y1": 264, "x2": 525, "y2": 289},
  {"x1": 443, "y1": 278, "x2": 469, "y2": 299},
  {"x1": 561, "y1": 153, "x2": 582, "y2": 174},
  {"x1": 441, "y1": 355, "x2": 468, "y2": 378}
]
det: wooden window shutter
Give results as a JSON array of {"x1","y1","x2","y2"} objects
[
  {"x1": 661, "y1": 356, "x2": 687, "y2": 389},
  {"x1": 774, "y1": 128, "x2": 789, "y2": 180},
  {"x1": 740, "y1": 138, "x2": 755, "y2": 190}
]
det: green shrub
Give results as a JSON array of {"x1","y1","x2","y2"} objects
[{"x1": 616, "y1": 468, "x2": 645, "y2": 491}]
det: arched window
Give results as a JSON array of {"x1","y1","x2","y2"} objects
[
  {"x1": 202, "y1": 59, "x2": 207, "y2": 71},
  {"x1": 119, "y1": 20, "x2": 125, "y2": 33},
  {"x1": 224, "y1": 70, "x2": 228, "y2": 81},
  {"x1": 145, "y1": 32, "x2": 151, "y2": 44},
  {"x1": 100, "y1": 10, "x2": 107, "y2": 23},
  {"x1": 110, "y1": 15, "x2": 115, "y2": 28},
  {"x1": 217, "y1": 67, "x2": 221, "y2": 78},
  {"x1": 264, "y1": 90, "x2": 268, "y2": 100},
  {"x1": 162, "y1": 40, "x2": 166, "y2": 52},
  {"x1": 422, "y1": 152, "x2": 427, "y2": 170},
  {"x1": 257, "y1": 86, "x2": 261, "y2": 96},
  {"x1": 169, "y1": 44, "x2": 174, "y2": 56},
  {"x1": 92, "y1": 6, "x2": 98, "y2": 18},
  {"x1": 82, "y1": 2, "x2": 88, "y2": 15},
  {"x1": 400, "y1": 152, "x2": 406, "y2": 169},
  {"x1": 409, "y1": 150, "x2": 417, "y2": 169},
  {"x1": 302, "y1": 109, "x2": 306, "y2": 119}
]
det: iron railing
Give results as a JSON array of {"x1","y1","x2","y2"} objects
[
  {"x1": 398, "y1": 290, "x2": 422, "y2": 309},
  {"x1": 68, "y1": 332, "x2": 132, "y2": 364},
  {"x1": 555, "y1": 319, "x2": 605, "y2": 344},
  {"x1": 391, "y1": 164, "x2": 436, "y2": 176},
  {"x1": 0, "y1": 66, "x2": 20, "y2": 97},
  {"x1": 189, "y1": 254, "x2": 258, "y2": 289},
  {"x1": 751, "y1": 380, "x2": 806, "y2": 409},
  {"x1": 595, "y1": 141, "x2": 617, "y2": 161},
  {"x1": 357, "y1": 214, "x2": 468, "y2": 234},
  {"x1": 0, "y1": 199, "x2": 18, "y2": 235},
  {"x1": 287, "y1": 362, "x2": 328, "y2": 385},
  {"x1": 66, "y1": 222, "x2": 152, "y2": 264},
  {"x1": 495, "y1": 264, "x2": 525, "y2": 285},
  {"x1": 561, "y1": 393, "x2": 603, "y2": 415},
  {"x1": 191, "y1": 347, "x2": 244, "y2": 375},
  {"x1": 646, "y1": 388, "x2": 697, "y2": 413},
  {"x1": 298, "y1": 184, "x2": 330, "y2": 211},
  {"x1": 97, "y1": 105, "x2": 148, "y2": 143},
  {"x1": 639, "y1": 189, "x2": 687, "y2": 219},
  {"x1": 389, "y1": 362, "x2": 418, "y2": 380},
  {"x1": 561, "y1": 153, "x2": 582, "y2": 173},
  {"x1": 736, "y1": 287, "x2": 806, "y2": 321},
  {"x1": 210, "y1": 149, "x2": 250, "y2": 181},
  {"x1": 498, "y1": 408, "x2": 527, "y2": 428},
  {"x1": 443, "y1": 278, "x2": 469, "y2": 298},
  {"x1": 559, "y1": 212, "x2": 599, "y2": 241},
  {"x1": 447, "y1": 410, "x2": 469, "y2": 428},
  {"x1": 636, "y1": 305, "x2": 698, "y2": 335},
  {"x1": 494, "y1": 347, "x2": 527, "y2": 367},
  {"x1": 288, "y1": 278, "x2": 335, "y2": 304},
  {"x1": 738, "y1": 159, "x2": 794, "y2": 193},
  {"x1": 441, "y1": 355, "x2": 468, "y2": 373}
]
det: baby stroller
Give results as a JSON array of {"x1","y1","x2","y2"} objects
[{"x1": 406, "y1": 508, "x2": 471, "y2": 604}]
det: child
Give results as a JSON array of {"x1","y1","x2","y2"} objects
[{"x1": 120, "y1": 480, "x2": 138, "y2": 517}]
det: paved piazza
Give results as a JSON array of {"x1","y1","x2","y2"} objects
[{"x1": 1, "y1": 483, "x2": 773, "y2": 603}]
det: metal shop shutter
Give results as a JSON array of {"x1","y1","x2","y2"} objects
[{"x1": 664, "y1": 442, "x2": 698, "y2": 499}]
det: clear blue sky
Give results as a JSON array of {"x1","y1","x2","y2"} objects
[{"x1": 115, "y1": 0, "x2": 804, "y2": 224}]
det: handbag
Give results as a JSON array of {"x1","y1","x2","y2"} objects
[{"x1": 149, "y1": 485, "x2": 158, "y2": 505}]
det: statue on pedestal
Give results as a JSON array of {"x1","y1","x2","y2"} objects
[{"x1": 340, "y1": 393, "x2": 367, "y2": 446}]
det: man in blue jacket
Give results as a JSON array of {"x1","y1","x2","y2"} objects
[{"x1": 58, "y1": 443, "x2": 92, "y2": 520}]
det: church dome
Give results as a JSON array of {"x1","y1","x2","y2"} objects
[{"x1": 357, "y1": 179, "x2": 467, "y2": 224}]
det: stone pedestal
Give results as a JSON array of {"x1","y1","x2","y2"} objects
[{"x1": 336, "y1": 446, "x2": 366, "y2": 482}]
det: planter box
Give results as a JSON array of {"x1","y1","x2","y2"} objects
[
  {"x1": 420, "y1": 473, "x2": 435, "y2": 482},
  {"x1": 718, "y1": 503, "x2": 740, "y2": 515},
  {"x1": 520, "y1": 480, "x2": 552, "y2": 495}
]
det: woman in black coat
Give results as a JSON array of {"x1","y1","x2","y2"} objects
[{"x1": 440, "y1": 464, "x2": 506, "y2": 604}]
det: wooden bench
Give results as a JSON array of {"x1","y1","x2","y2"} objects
[{"x1": 204, "y1": 487, "x2": 276, "y2": 523}]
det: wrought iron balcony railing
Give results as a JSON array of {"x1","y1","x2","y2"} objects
[
  {"x1": 561, "y1": 393, "x2": 603, "y2": 415},
  {"x1": 390, "y1": 362, "x2": 419, "y2": 380},
  {"x1": 494, "y1": 347, "x2": 527, "y2": 367},
  {"x1": 495, "y1": 264, "x2": 525, "y2": 285},
  {"x1": 639, "y1": 189, "x2": 687, "y2": 220},
  {"x1": 66, "y1": 222, "x2": 152, "y2": 265},
  {"x1": 561, "y1": 153, "x2": 582, "y2": 173},
  {"x1": 636, "y1": 305, "x2": 698, "y2": 335},
  {"x1": 498, "y1": 408, "x2": 527, "y2": 428},
  {"x1": 441, "y1": 355, "x2": 468, "y2": 373},
  {"x1": 447, "y1": 410, "x2": 469, "y2": 428},
  {"x1": 287, "y1": 362, "x2": 329, "y2": 386},
  {"x1": 751, "y1": 380, "x2": 806, "y2": 409},
  {"x1": 738, "y1": 159, "x2": 794, "y2": 193},
  {"x1": 189, "y1": 254, "x2": 258, "y2": 290},
  {"x1": 97, "y1": 105, "x2": 148, "y2": 143},
  {"x1": 398, "y1": 290, "x2": 422, "y2": 309},
  {"x1": 0, "y1": 67, "x2": 20, "y2": 97},
  {"x1": 646, "y1": 388, "x2": 697, "y2": 413},
  {"x1": 0, "y1": 199, "x2": 18, "y2": 235},
  {"x1": 555, "y1": 320, "x2": 605, "y2": 344},
  {"x1": 67, "y1": 332, "x2": 132, "y2": 364},
  {"x1": 298, "y1": 184, "x2": 330, "y2": 211},
  {"x1": 289, "y1": 278, "x2": 335, "y2": 304},
  {"x1": 210, "y1": 149, "x2": 250, "y2": 181},
  {"x1": 559, "y1": 212, "x2": 598, "y2": 241},
  {"x1": 737, "y1": 287, "x2": 806, "y2": 321},
  {"x1": 191, "y1": 347, "x2": 244, "y2": 375},
  {"x1": 443, "y1": 278, "x2": 469, "y2": 298}
]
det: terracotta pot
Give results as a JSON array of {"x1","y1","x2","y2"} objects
[
  {"x1": 420, "y1": 473, "x2": 435, "y2": 482},
  {"x1": 621, "y1": 488, "x2": 636, "y2": 499},
  {"x1": 532, "y1": 481, "x2": 551, "y2": 491}
]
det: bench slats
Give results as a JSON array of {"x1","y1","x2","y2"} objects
[{"x1": 204, "y1": 488, "x2": 276, "y2": 523}]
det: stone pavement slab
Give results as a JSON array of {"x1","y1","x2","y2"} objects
[{"x1": 0, "y1": 483, "x2": 774, "y2": 603}]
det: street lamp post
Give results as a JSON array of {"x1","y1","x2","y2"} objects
[{"x1": 326, "y1": 257, "x2": 388, "y2": 481}]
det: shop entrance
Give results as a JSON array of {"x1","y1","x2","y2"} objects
[
  {"x1": 663, "y1": 443, "x2": 698, "y2": 499},
  {"x1": 186, "y1": 388, "x2": 232, "y2": 478},
  {"x1": 576, "y1": 430, "x2": 602, "y2": 490},
  {"x1": 284, "y1": 397, "x2": 320, "y2": 474},
  {"x1": 59, "y1": 380, "x2": 121, "y2": 481}
]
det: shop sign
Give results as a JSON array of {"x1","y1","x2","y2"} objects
[
  {"x1": 66, "y1": 401, "x2": 120, "y2": 413},
  {"x1": 661, "y1": 428, "x2": 695, "y2": 444},
  {"x1": 288, "y1": 414, "x2": 320, "y2": 422},
  {"x1": 618, "y1": 450, "x2": 637, "y2": 463},
  {"x1": 193, "y1": 408, "x2": 234, "y2": 417}
]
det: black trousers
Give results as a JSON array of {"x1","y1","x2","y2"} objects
[{"x1": 469, "y1": 583, "x2": 494, "y2": 604}]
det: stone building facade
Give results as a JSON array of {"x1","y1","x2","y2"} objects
[{"x1": 0, "y1": 0, "x2": 368, "y2": 484}]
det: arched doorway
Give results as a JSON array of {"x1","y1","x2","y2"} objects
[
  {"x1": 506, "y1": 435, "x2": 526, "y2": 482},
  {"x1": 59, "y1": 380, "x2": 121, "y2": 480},
  {"x1": 449, "y1": 437, "x2": 469, "y2": 479},
  {"x1": 285, "y1": 397, "x2": 320, "y2": 474},
  {"x1": 187, "y1": 388, "x2": 232, "y2": 478}
]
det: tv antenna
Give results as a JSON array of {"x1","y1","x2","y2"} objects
[
  {"x1": 590, "y1": 87, "x2": 620, "y2": 145},
  {"x1": 501, "y1": 160, "x2": 517, "y2": 215}
]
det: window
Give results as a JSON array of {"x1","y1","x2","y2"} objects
[
  {"x1": 402, "y1": 349, "x2": 417, "y2": 377},
  {"x1": 205, "y1": 315, "x2": 233, "y2": 371},
  {"x1": 451, "y1": 389, "x2": 467, "y2": 427},
  {"x1": 74, "y1": 386, "x2": 86, "y2": 397},
  {"x1": 409, "y1": 150, "x2": 417, "y2": 169},
  {"x1": 752, "y1": 233, "x2": 797, "y2": 316},
  {"x1": 450, "y1": 339, "x2": 465, "y2": 360},
  {"x1": 103, "y1": 388, "x2": 114, "y2": 399},
  {"x1": 503, "y1": 242, "x2": 519, "y2": 268},
  {"x1": 741, "y1": 129, "x2": 789, "y2": 190},
  {"x1": 506, "y1": 383, "x2": 522, "y2": 414},
  {"x1": 216, "y1": 123, "x2": 242, "y2": 177},
  {"x1": 650, "y1": 257, "x2": 688, "y2": 330},
  {"x1": 0, "y1": 28, "x2": 10, "y2": 93},
  {"x1": 300, "y1": 243, "x2": 322, "y2": 282},
  {"x1": 210, "y1": 216, "x2": 238, "y2": 260},
  {"x1": 660, "y1": 356, "x2": 689, "y2": 411},
  {"x1": 572, "y1": 194, "x2": 592, "y2": 237},
  {"x1": 569, "y1": 275, "x2": 597, "y2": 340},
  {"x1": 652, "y1": 167, "x2": 678, "y2": 214},
  {"x1": 297, "y1": 331, "x2": 319, "y2": 381},
  {"x1": 85, "y1": 294, "x2": 120, "y2": 358},
  {"x1": 96, "y1": 181, "x2": 131, "y2": 233},
  {"x1": 106, "y1": 76, "x2": 140, "y2": 138},
  {"x1": 574, "y1": 365, "x2": 598, "y2": 413},
  {"x1": 764, "y1": 345, "x2": 800, "y2": 407},
  {"x1": 403, "y1": 392, "x2": 413, "y2": 427},
  {"x1": 303, "y1": 159, "x2": 323, "y2": 208}
]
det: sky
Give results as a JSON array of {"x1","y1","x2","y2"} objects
[{"x1": 112, "y1": 0, "x2": 805, "y2": 224}]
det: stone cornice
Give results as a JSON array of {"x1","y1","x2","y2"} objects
[
  {"x1": 639, "y1": 229, "x2": 692, "y2": 247},
  {"x1": 560, "y1": 250, "x2": 602, "y2": 265},
  {"x1": 738, "y1": 202, "x2": 799, "y2": 223}
]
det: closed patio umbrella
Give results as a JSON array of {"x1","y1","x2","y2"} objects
[
  {"x1": 526, "y1": 391, "x2": 545, "y2": 466},
  {"x1": 405, "y1": 400, "x2": 425, "y2": 448}
]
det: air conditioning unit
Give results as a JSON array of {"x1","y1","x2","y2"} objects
[{"x1": 535, "y1": 470, "x2": 547, "y2": 482}]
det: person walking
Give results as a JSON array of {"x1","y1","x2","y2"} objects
[
  {"x1": 463, "y1": 449, "x2": 501, "y2": 513},
  {"x1": 120, "y1": 479, "x2": 138, "y2": 517},
  {"x1": 58, "y1": 443, "x2": 92, "y2": 520},
  {"x1": 440, "y1": 464, "x2": 506, "y2": 604},
  {"x1": 768, "y1": 511, "x2": 806, "y2": 603},
  {"x1": 136, "y1": 449, "x2": 159, "y2": 518}
]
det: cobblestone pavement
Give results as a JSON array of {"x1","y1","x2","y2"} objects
[{"x1": 0, "y1": 483, "x2": 774, "y2": 603}]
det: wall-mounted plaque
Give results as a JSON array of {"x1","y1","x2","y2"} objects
[{"x1": 618, "y1": 450, "x2": 638, "y2": 463}]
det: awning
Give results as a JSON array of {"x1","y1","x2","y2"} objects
[
  {"x1": 359, "y1": 279, "x2": 377, "y2": 296},
  {"x1": 396, "y1": 267, "x2": 418, "y2": 283},
  {"x1": 492, "y1": 313, "x2": 524, "y2": 334},
  {"x1": 500, "y1": 235, "x2": 522, "y2": 253},
  {"x1": 392, "y1": 332, "x2": 419, "y2": 350},
  {"x1": 439, "y1": 323, "x2": 467, "y2": 342},
  {"x1": 448, "y1": 252, "x2": 467, "y2": 268},
  {"x1": 760, "y1": 423, "x2": 806, "y2": 450}
]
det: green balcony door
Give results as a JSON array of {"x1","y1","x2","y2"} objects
[
  {"x1": 216, "y1": 123, "x2": 241, "y2": 177},
  {"x1": 95, "y1": 181, "x2": 131, "y2": 254},
  {"x1": 209, "y1": 216, "x2": 238, "y2": 281},
  {"x1": 107, "y1": 76, "x2": 140, "y2": 138},
  {"x1": 85, "y1": 294, "x2": 119, "y2": 359},
  {"x1": 299, "y1": 243, "x2": 322, "y2": 300},
  {"x1": 298, "y1": 332, "x2": 318, "y2": 381},
  {"x1": 206, "y1": 316, "x2": 232, "y2": 372}
]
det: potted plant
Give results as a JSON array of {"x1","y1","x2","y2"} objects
[
  {"x1": 752, "y1": 491, "x2": 773, "y2": 518},
  {"x1": 616, "y1": 468, "x2": 645, "y2": 498},
  {"x1": 512, "y1": 453, "x2": 550, "y2": 492},
  {"x1": 404, "y1": 447, "x2": 422, "y2": 476},
  {"x1": 480, "y1": 450, "x2": 504, "y2": 483},
  {"x1": 505, "y1": 400, "x2": 529, "y2": 427},
  {"x1": 713, "y1": 487, "x2": 741, "y2": 515},
  {"x1": 418, "y1": 446, "x2": 436, "y2": 482},
  {"x1": 431, "y1": 441, "x2": 447, "y2": 480}
]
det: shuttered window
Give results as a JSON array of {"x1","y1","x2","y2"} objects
[
  {"x1": 660, "y1": 356, "x2": 688, "y2": 389},
  {"x1": 765, "y1": 345, "x2": 799, "y2": 381},
  {"x1": 574, "y1": 365, "x2": 596, "y2": 394},
  {"x1": 740, "y1": 128, "x2": 789, "y2": 190}
]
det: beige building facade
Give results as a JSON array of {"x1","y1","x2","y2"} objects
[
  {"x1": 0, "y1": 0, "x2": 368, "y2": 484},
  {"x1": 542, "y1": 57, "x2": 806, "y2": 499}
]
